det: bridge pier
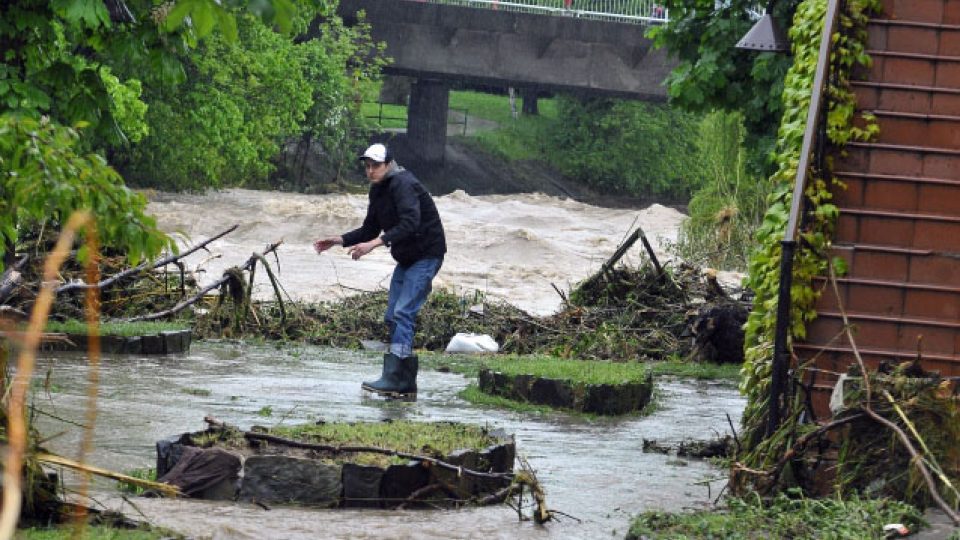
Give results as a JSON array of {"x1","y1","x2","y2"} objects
[
  {"x1": 522, "y1": 88, "x2": 539, "y2": 116},
  {"x1": 407, "y1": 79, "x2": 449, "y2": 164}
]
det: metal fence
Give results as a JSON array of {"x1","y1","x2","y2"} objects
[{"x1": 414, "y1": 0, "x2": 669, "y2": 25}]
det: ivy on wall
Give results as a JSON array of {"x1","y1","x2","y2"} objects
[{"x1": 736, "y1": 0, "x2": 880, "y2": 485}]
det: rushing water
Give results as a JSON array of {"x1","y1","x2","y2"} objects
[
  {"x1": 146, "y1": 189, "x2": 691, "y2": 316},
  {"x1": 34, "y1": 342, "x2": 745, "y2": 539},
  {"x1": 26, "y1": 189, "x2": 748, "y2": 538}
]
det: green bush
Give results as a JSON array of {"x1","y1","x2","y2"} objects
[
  {"x1": 673, "y1": 110, "x2": 770, "y2": 271},
  {"x1": 545, "y1": 96, "x2": 705, "y2": 199}
]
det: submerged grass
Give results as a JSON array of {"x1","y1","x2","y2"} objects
[
  {"x1": 44, "y1": 319, "x2": 188, "y2": 337},
  {"x1": 457, "y1": 384, "x2": 660, "y2": 418},
  {"x1": 458, "y1": 384, "x2": 566, "y2": 416},
  {"x1": 627, "y1": 491, "x2": 924, "y2": 540}
]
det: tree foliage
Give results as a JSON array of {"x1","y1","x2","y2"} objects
[
  {"x1": 0, "y1": 0, "x2": 380, "y2": 269},
  {"x1": 0, "y1": 114, "x2": 173, "y2": 268},
  {"x1": 546, "y1": 97, "x2": 705, "y2": 199},
  {"x1": 648, "y1": 0, "x2": 800, "y2": 172},
  {"x1": 115, "y1": 13, "x2": 316, "y2": 190}
]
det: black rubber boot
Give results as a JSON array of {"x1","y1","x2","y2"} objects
[
  {"x1": 362, "y1": 353, "x2": 404, "y2": 394},
  {"x1": 400, "y1": 355, "x2": 419, "y2": 395}
]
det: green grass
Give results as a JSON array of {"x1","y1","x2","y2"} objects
[
  {"x1": 362, "y1": 88, "x2": 559, "y2": 160},
  {"x1": 181, "y1": 387, "x2": 211, "y2": 397},
  {"x1": 458, "y1": 384, "x2": 560, "y2": 416},
  {"x1": 16, "y1": 525, "x2": 172, "y2": 540},
  {"x1": 449, "y1": 89, "x2": 559, "y2": 124},
  {"x1": 476, "y1": 354, "x2": 650, "y2": 385},
  {"x1": 360, "y1": 102, "x2": 407, "y2": 129},
  {"x1": 268, "y1": 420, "x2": 505, "y2": 467},
  {"x1": 117, "y1": 467, "x2": 157, "y2": 495},
  {"x1": 44, "y1": 320, "x2": 189, "y2": 337},
  {"x1": 628, "y1": 492, "x2": 923, "y2": 540},
  {"x1": 425, "y1": 352, "x2": 740, "y2": 383}
]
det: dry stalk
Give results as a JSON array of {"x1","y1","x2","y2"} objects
[
  {"x1": 36, "y1": 452, "x2": 179, "y2": 498},
  {"x1": 1, "y1": 211, "x2": 92, "y2": 540},
  {"x1": 73, "y1": 218, "x2": 101, "y2": 536}
]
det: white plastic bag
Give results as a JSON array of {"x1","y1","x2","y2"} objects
[{"x1": 444, "y1": 332, "x2": 499, "y2": 354}]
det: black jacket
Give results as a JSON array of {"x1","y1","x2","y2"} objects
[{"x1": 341, "y1": 166, "x2": 446, "y2": 267}]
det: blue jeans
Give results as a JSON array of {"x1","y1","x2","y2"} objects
[{"x1": 385, "y1": 257, "x2": 442, "y2": 358}]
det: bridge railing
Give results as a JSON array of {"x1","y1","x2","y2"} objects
[{"x1": 414, "y1": 0, "x2": 669, "y2": 24}]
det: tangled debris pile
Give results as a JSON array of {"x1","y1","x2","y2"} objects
[
  {"x1": 1, "y1": 225, "x2": 751, "y2": 363},
  {"x1": 200, "y1": 258, "x2": 750, "y2": 363},
  {"x1": 733, "y1": 359, "x2": 960, "y2": 523}
]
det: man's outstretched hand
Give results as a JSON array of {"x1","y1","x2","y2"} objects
[{"x1": 313, "y1": 236, "x2": 341, "y2": 254}]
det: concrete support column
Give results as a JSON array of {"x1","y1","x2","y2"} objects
[
  {"x1": 522, "y1": 88, "x2": 539, "y2": 115},
  {"x1": 407, "y1": 79, "x2": 449, "y2": 164}
]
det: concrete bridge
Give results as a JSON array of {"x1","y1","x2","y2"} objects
[{"x1": 336, "y1": 0, "x2": 677, "y2": 162}]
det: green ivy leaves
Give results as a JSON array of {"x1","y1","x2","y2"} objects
[{"x1": 738, "y1": 0, "x2": 882, "y2": 466}]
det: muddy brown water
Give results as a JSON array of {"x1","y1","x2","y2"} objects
[{"x1": 32, "y1": 341, "x2": 744, "y2": 539}]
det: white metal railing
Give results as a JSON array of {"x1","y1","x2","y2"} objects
[{"x1": 414, "y1": 0, "x2": 669, "y2": 24}]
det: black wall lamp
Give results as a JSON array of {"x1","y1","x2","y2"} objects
[{"x1": 736, "y1": 1, "x2": 790, "y2": 52}]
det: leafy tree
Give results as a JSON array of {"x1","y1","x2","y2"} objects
[
  {"x1": 0, "y1": 114, "x2": 173, "y2": 269},
  {"x1": 115, "y1": 13, "x2": 316, "y2": 190},
  {"x1": 546, "y1": 96, "x2": 705, "y2": 200},
  {"x1": 0, "y1": 0, "x2": 309, "y2": 271},
  {"x1": 284, "y1": 14, "x2": 386, "y2": 189},
  {"x1": 648, "y1": 0, "x2": 801, "y2": 173}
]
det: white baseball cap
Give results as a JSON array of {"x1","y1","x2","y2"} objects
[{"x1": 358, "y1": 143, "x2": 390, "y2": 163}]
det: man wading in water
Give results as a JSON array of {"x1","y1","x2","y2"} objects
[{"x1": 314, "y1": 143, "x2": 446, "y2": 396}]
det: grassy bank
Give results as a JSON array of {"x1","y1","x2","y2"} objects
[
  {"x1": 201, "y1": 420, "x2": 507, "y2": 468},
  {"x1": 17, "y1": 525, "x2": 175, "y2": 540},
  {"x1": 628, "y1": 492, "x2": 924, "y2": 539},
  {"x1": 427, "y1": 353, "x2": 740, "y2": 383},
  {"x1": 44, "y1": 320, "x2": 189, "y2": 337},
  {"x1": 476, "y1": 354, "x2": 651, "y2": 385}
]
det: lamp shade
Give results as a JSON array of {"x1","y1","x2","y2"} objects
[{"x1": 736, "y1": 13, "x2": 790, "y2": 52}]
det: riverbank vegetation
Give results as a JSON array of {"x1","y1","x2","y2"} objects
[
  {"x1": 44, "y1": 320, "x2": 187, "y2": 337},
  {"x1": 627, "y1": 491, "x2": 924, "y2": 539}
]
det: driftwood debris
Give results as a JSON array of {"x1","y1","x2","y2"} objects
[
  {"x1": 0, "y1": 256, "x2": 28, "y2": 305},
  {"x1": 56, "y1": 224, "x2": 239, "y2": 295},
  {"x1": 598, "y1": 225, "x2": 661, "y2": 279},
  {"x1": 125, "y1": 240, "x2": 282, "y2": 322}
]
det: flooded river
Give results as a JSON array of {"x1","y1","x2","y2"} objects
[
  {"x1": 26, "y1": 189, "x2": 748, "y2": 538},
  {"x1": 147, "y1": 189, "x2": 689, "y2": 316},
  {"x1": 34, "y1": 342, "x2": 745, "y2": 539}
]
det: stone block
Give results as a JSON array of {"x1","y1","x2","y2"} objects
[
  {"x1": 342, "y1": 463, "x2": 384, "y2": 508},
  {"x1": 380, "y1": 461, "x2": 430, "y2": 507},
  {"x1": 141, "y1": 334, "x2": 164, "y2": 354},
  {"x1": 240, "y1": 455, "x2": 342, "y2": 506}
]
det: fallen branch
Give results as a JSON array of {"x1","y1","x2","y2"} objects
[
  {"x1": 56, "y1": 224, "x2": 239, "y2": 295},
  {"x1": 599, "y1": 227, "x2": 643, "y2": 278},
  {"x1": 124, "y1": 240, "x2": 281, "y2": 322},
  {"x1": 36, "y1": 452, "x2": 180, "y2": 498},
  {"x1": 395, "y1": 482, "x2": 444, "y2": 509}
]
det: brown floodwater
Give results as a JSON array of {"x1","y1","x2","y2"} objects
[{"x1": 32, "y1": 341, "x2": 744, "y2": 539}]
